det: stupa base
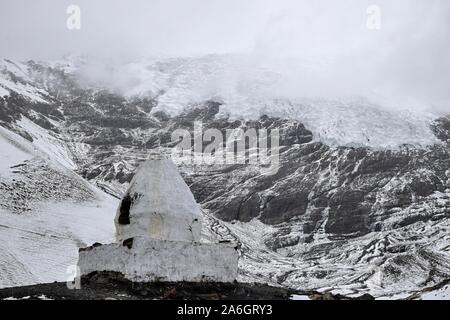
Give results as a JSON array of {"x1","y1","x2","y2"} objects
[{"x1": 78, "y1": 237, "x2": 239, "y2": 283}]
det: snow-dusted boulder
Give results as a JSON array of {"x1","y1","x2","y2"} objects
[{"x1": 114, "y1": 157, "x2": 202, "y2": 243}]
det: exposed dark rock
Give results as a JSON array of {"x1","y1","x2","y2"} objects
[
  {"x1": 0, "y1": 271, "x2": 376, "y2": 300},
  {"x1": 122, "y1": 238, "x2": 134, "y2": 249},
  {"x1": 0, "y1": 271, "x2": 298, "y2": 300},
  {"x1": 118, "y1": 194, "x2": 132, "y2": 225},
  {"x1": 431, "y1": 116, "x2": 450, "y2": 142}
]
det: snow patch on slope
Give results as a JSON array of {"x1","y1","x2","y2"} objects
[
  {"x1": 0, "y1": 124, "x2": 118, "y2": 288},
  {"x1": 0, "y1": 127, "x2": 32, "y2": 177},
  {"x1": 418, "y1": 283, "x2": 450, "y2": 300},
  {"x1": 0, "y1": 198, "x2": 117, "y2": 288},
  {"x1": 0, "y1": 86, "x2": 8, "y2": 97},
  {"x1": 16, "y1": 117, "x2": 77, "y2": 170},
  {"x1": 0, "y1": 59, "x2": 49, "y2": 103}
]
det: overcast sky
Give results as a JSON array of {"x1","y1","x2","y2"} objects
[{"x1": 0, "y1": 0, "x2": 449, "y2": 111}]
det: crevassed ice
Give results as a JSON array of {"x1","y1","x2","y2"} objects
[{"x1": 109, "y1": 56, "x2": 442, "y2": 149}]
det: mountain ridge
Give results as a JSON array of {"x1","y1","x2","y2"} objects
[{"x1": 0, "y1": 56, "x2": 449, "y2": 298}]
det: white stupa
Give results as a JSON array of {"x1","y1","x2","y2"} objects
[
  {"x1": 77, "y1": 156, "x2": 238, "y2": 283},
  {"x1": 114, "y1": 157, "x2": 202, "y2": 243}
]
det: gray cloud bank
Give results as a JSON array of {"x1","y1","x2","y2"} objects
[{"x1": 0, "y1": 0, "x2": 449, "y2": 113}]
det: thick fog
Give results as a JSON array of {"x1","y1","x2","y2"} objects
[{"x1": 0, "y1": 0, "x2": 449, "y2": 112}]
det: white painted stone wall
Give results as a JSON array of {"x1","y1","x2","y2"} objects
[
  {"x1": 114, "y1": 158, "x2": 202, "y2": 243},
  {"x1": 78, "y1": 237, "x2": 239, "y2": 283}
]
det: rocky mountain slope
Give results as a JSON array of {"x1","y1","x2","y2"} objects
[
  {"x1": 0, "y1": 56, "x2": 449, "y2": 298},
  {"x1": 0, "y1": 113, "x2": 117, "y2": 288}
]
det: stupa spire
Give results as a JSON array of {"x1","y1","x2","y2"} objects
[{"x1": 115, "y1": 158, "x2": 202, "y2": 242}]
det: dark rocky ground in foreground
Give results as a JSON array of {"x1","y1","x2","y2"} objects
[{"x1": 0, "y1": 272, "x2": 374, "y2": 300}]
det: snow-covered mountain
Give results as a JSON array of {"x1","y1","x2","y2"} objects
[
  {"x1": 0, "y1": 56, "x2": 449, "y2": 298},
  {"x1": 1, "y1": 56, "x2": 443, "y2": 149}
]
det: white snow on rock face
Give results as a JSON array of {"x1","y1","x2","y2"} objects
[
  {"x1": 0, "y1": 127, "x2": 32, "y2": 177},
  {"x1": 16, "y1": 117, "x2": 77, "y2": 170},
  {"x1": 0, "y1": 85, "x2": 8, "y2": 97},
  {"x1": 0, "y1": 200, "x2": 117, "y2": 289},
  {"x1": 78, "y1": 237, "x2": 239, "y2": 283},
  {"x1": 114, "y1": 157, "x2": 202, "y2": 243},
  {"x1": 0, "y1": 59, "x2": 49, "y2": 103}
]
